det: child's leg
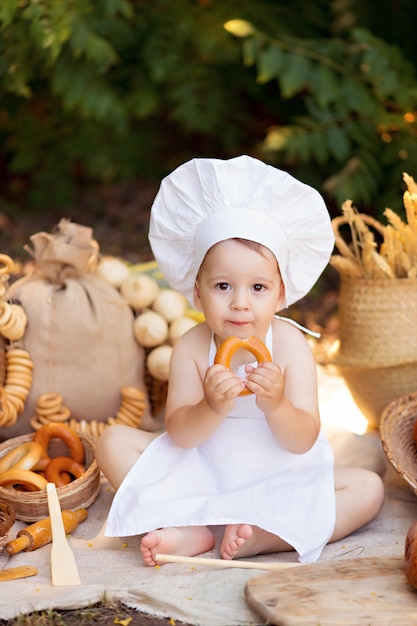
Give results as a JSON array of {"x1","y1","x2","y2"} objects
[
  {"x1": 141, "y1": 526, "x2": 215, "y2": 567},
  {"x1": 96, "y1": 424, "x2": 158, "y2": 490},
  {"x1": 219, "y1": 466, "x2": 384, "y2": 560},
  {"x1": 331, "y1": 466, "x2": 384, "y2": 542}
]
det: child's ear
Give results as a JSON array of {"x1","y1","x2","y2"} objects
[{"x1": 193, "y1": 281, "x2": 203, "y2": 311}]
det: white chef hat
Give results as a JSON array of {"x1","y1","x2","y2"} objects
[{"x1": 149, "y1": 155, "x2": 334, "y2": 308}]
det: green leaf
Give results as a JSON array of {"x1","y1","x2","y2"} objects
[
  {"x1": 308, "y1": 128, "x2": 330, "y2": 164},
  {"x1": 0, "y1": 0, "x2": 18, "y2": 28},
  {"x1": 69, "y1": 17, "x2": 117, "y2": 70},
  {"x1": 284, "y1": 128, "x2": 313, "y2": 161},
  {"x1": 279, "y1": 54, "x2": 312, "y2": 98},
  {"x1": 242, "y1": 38, "x2": 261, "y2": 67},
  {"x1": 310, "y1": 66, "x2": 339, "y2": 107},
  {"x1": 324, "y1": 125, "x2": 351, "y2": 161},
  {"x1": 256, "y1": 45, "x2": 286, "y2": 84},
  {"x1": 339, "y1": 79, "x2": 375, "y2": 115}
]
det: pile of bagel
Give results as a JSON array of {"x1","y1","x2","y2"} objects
[
  {"x1": 0, "y1": 254, "x2": 32, "y2": 429},
  {"x1": 28, "y1": 389, "x2": 147, "y2": 441},
  {"x1": 0, "y1": 422, "x2": 85, "y2": 491}
]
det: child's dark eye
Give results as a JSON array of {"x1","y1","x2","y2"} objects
[
  {"x1": 216, "y1": 282, "x2": 230, "y2": 291},
  {"x1": 252, "y1": 284, "x2": 265, "y2": 292}
]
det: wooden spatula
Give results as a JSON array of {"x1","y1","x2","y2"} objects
[{"x1": 46, "y1": 482, "x2": 81, "y2": 586}]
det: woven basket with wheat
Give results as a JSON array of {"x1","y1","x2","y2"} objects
[{"x1": 329, "y1": 173, "x2": 417, "y2": 429}]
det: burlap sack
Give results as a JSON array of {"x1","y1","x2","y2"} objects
[{"x1": 0, "y1": 220, "x2": 158, "y2": 439}]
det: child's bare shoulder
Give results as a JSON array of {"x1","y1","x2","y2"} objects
[
  {"x1": 178, "y1": 320, "x2": 210, "y2": 345},
  {"x1": 271, "y1": 316, "x2": 314, "y2": 363},
  {"x1": 169, "y1": 322, "x2": 212, "y2": 384},
  {"x1": 172, "y1": 321, "x2": 211, "y2": 361},
  {"x1": 272, "y1": 316, "x2": 306, "y2": 341}
]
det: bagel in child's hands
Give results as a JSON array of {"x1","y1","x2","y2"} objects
[{"x1": 214, "y1": 336, "x2": 272, "y2": 396}]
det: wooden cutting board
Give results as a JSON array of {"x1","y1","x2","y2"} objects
[{"x1": 245, "y1": 556, "x2": 417, "y2": 625}]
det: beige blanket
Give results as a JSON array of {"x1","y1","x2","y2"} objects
[{"x1": 0, "y1": 369, "x2": 414, "y2": 625}]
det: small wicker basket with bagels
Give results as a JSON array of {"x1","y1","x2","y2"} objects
[{"x1": 0, "y1": 423, "x2": 99, "y2": 522}]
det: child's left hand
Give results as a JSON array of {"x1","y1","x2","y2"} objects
[{"x1": 244, "y1": 362, "x2": 285, "y2": 414}]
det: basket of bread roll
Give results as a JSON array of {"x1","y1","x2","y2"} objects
[{"x1": 0, "y1": 423, "x2": 100, "y2": 522}]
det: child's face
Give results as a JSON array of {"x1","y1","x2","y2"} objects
[{"x1": 194, "y1": 239, "x2": 284, "y2": 343}]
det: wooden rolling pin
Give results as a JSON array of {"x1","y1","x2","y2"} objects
[{"x1": 5, "y1": 508, "x2": 88, "y2": 555}]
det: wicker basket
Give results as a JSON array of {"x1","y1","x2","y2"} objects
[
  {"x1": 335, "y1": 276, "x2": 417, "y2": 368},
  {"x1": 380, "y1": 391, "x2": 417, "y2": 495},
  {"x1": 0, "y1": 499, "x2": 15, "y2": 553},
  {"x1": 332, "y1": 275, "x2": 417, "y2": 429},
  {"x1": 0, "y1": 432, "x2": 100, "y2": 522},
  {"x1": 335, "y1": 361, "x2": 417, "y2": 430}
]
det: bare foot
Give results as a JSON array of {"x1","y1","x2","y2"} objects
[
  {"x1": 220, "y1": 524, "x2": 253, "y2": 560},
  {"x1": 220, "y1": 524, "x2": 293, "y2": 560},
  {"x1": 140, "y1": 526, "x2": 215, "y2": 567}
]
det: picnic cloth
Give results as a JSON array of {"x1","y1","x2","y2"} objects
[{"x1": 0, "y1": 366, "x2": 415, "y2": 625}]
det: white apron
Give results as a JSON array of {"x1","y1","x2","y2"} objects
[{"x1": 105, "y1": 324, "x2": 335, "y2": 562}]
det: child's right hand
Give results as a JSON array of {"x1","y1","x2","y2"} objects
[{"x1": 203, "y1": 363, "x2": 244, "y2": 415}]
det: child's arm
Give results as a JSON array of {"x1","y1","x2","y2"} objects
[
  {"x1": 245, "y1": 321, "x2": 321, "y2": 454},
  {"x1": 165, "y1": 325, "x2": 243, "y2": 448}
]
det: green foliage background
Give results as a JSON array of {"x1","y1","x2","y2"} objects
[{"x1": 1, "y1": 0, "x2": 417, "y2": 217}]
